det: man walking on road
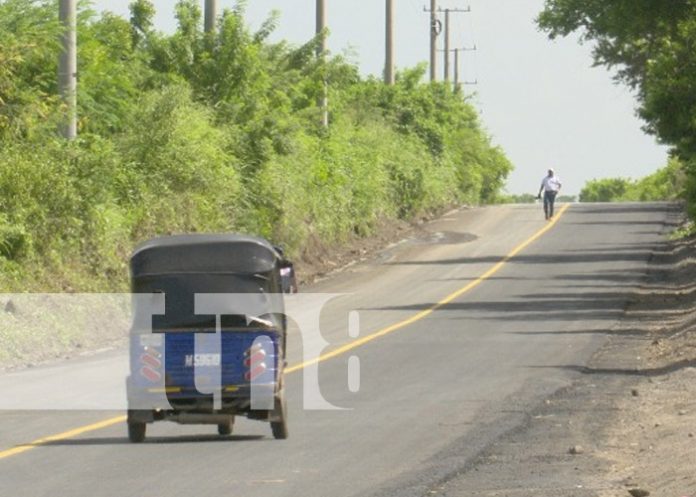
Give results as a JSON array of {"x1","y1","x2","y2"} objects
[{"x1": 537, "y1": 169, "x2": 562, "y2": 220}]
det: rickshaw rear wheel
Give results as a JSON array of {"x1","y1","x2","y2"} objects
[
  {"x1": 217, "y1": 418, "x2": 234, "y2": 436},
  {"x1": 128, "y1": 421, "x2": 146, "y2": 443},
  {"x1": 270, "y1": 394, "x2": 288, "y2": 440}
]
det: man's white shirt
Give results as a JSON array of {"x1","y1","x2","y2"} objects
[{"x1": 541, "y1": 176, "x2": 562, "y2": 193}]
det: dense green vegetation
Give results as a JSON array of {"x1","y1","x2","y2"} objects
[
  {"x1": 579, "y1": 159, "x2": 685, "y2": 203},
  {"x1": 0, "y1": 0, "x2": 512, "y2": 292},
  {"x1": 538, "y1": 0, "x2": 696, "y2": 217}
]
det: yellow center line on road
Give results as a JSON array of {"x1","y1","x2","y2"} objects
[
  {"x1": 0, "y1": 203, "x2": 570, "y2": 461},
  {"x1": 0, "y1": 416, "x2": 126, "y2": 460},
  {"x1": 286, "y1": 202, "x2": 571, "y2": 373}
]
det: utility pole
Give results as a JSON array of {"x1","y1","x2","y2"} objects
[
  {"x1": 442, "y1": 45, "x2": 477, "y2": 90},
  {"x1": 316, "y1": 0, "x2": 326, "y2": 57},
  {"x1": 204, "y1": 0, "x2": 218, "y2": 33},
  {"x1": 317, "y1": 0, "x2": 328, "y2": 127},
  {"x1": 454, "y1": 47, "x2": 459, "y2": 88},
  {"x1": 454, "y1": 45, "x2": 478, "y2": 90},
  {"x1": 440, "y1": 6, "x2": 470, "y2": 82},
  {"x1": 58, "y1": 0, "x2": 77, "y2": 140},
  {"x1": 444, "y1": 9, "x2": 450, "y2": 81},
  {"x1": 427, "y1": 0, "x2": 438, "y2": 82},
  {"x1": 384, "y1": 0, "x2": 394, "y2": 85}
]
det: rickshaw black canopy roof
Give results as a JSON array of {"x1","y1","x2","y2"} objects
[{"x1": 130, "y1": 234, "x2": 281, "y2": 278}]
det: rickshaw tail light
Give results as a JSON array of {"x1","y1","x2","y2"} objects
[
  {"x1": 244, "y1": 343, "x2": 264, "y2": 357},
  {"x1": 244, "y1": 343, "x2": 268, "y2": 382},
  {"x1": 140, "y1": 365, "x2": 161, "y2": 382},
  {"x1": 139, "y1": 347, "x2": 162, "y2": 382},
  {"x1": 143, "y1": 346, "x2": 161, "y2": 357},
  {"x1": 244, "y1": 363, "x2": 267, "y2": 382},
  {"x1": 243, "y1": 349, "x2": 266, "y2": 367},
  {"x1": 140, "y1": 352, "x2": 161, "y2": 369}
]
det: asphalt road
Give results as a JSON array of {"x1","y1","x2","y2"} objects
[{"x1": 0, "y1": 202, "x2": 678, "y2": 497}]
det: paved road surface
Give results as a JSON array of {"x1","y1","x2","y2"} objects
[{"x1": 0, "y1": 203, "x2": 678, "y2": 497}]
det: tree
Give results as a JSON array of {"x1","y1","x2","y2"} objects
[
  {"x1": 0, "y1": 0, "x2": 62, "y2": 140},
  {"x1": 578, "y1": 159, "x2": 685, "y2": 202},
  {"x1": 537, "y1": 0, "x2": 696, "y2": 214},
  {"x1": 129, "y1": 0, "x2": 155, "y2": 47}
]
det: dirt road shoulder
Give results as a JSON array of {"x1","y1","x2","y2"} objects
[{"x1": 433, "y1": 230, "x2": 696, "y2": 497}]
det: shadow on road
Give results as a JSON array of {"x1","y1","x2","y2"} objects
[
  {"x1": 387, "y1": 251, "x2": 658, "y2": 266},
  {"x1": 528, "y1": 359, "x2": 696, "y2": 377},
  {"x1": 567, "y1": 203, "x2": 678, "y2": 215},
  {"x1": 566, "y1": 220, "x2": 676, "y2": 226},
  {"x1": 37, "y1": 433, "x2": 266, "y2": 447},
  {"x1": 371, "y1": 203, "x2": 689, "y2": 341}
]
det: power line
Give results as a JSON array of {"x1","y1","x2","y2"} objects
[
  {"x1": 423, "y1": 3, "x2": 470, "y2": 82},
  {"x1": 439, "y1": 45, "x2": 476, "y2": 89},
  {"x1": 440, "y1": 7, "x2": 470, "y2": 82},
  {"x1": 453, "y1": 45, "x2": 477, "y2": 89}
]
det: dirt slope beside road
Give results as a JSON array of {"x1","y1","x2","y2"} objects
[
  {"x1": 432, "y1": 227, "x2": 696, "y2": 497},
  {"x1": 595, "y1": 233, "x2": 696, "y2": 496}
]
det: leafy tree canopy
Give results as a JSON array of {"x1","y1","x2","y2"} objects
[{"x1": 538, "y1": 0, "x2": 696, "y2": 215}]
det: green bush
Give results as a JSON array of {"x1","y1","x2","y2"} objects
[
  {"x1": 579, "y1": 178, "x2": 631, "y2": 202},
  {"x1": 0, "y1": 0, "x2": 513, "y2": 292},
  {"x1": 0, "y1": 217, "x2": 29, "y2": 260},
  {"x1": 579, "y1": 159, "x2": 685, "y2": 203}
]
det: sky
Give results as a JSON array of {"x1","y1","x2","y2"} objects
[{"x1": 93, "y1": 0, "x2": 669, "y2": 196}]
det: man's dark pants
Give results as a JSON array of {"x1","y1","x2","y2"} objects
[{"x1": 543, "y1": 191, "x2": 558, "y2": 219}]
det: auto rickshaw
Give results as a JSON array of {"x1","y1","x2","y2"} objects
[{"x1": 126, "y1": 234, "x2": 290, "y2": 443}]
